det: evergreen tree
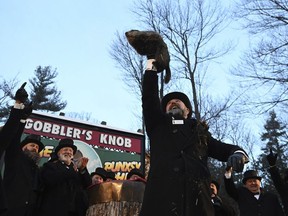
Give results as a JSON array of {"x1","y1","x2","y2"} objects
[
  {"x1": 259, "y1": 110, "x2": 288, "y2": 188},
  {"x1": 0, "y1": 78, "x2": 18, "y2": 120},
  {"x1": 29, "y1": 66, "x2": 67, "y2": 112}
]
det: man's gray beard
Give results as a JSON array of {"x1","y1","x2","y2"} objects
[
  {"x1": 167, "y1": 108, "x2": 184, "y2": 117},
  {"x1": 23, "y1": 149, "x2": 40, "y2": 164},
  {"x1": 58, "y1": 154, "x2": 73, "y2": 165}
]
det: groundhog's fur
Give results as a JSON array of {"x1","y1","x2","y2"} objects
[{"x1": 125, "y1": 30, "x2": 171, "y2": 84}]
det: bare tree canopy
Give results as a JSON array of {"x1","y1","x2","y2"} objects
[
  {"x1": 110, "y1": 32, "x2": 145, "y2": 98},
  {"x1": 232, "y1": 0, "x2": 288, "y2": 112},
  {"x1": 132, "y1": 0, "x2": 235, "y2": 121},
  {"x1": 0, "y1": 77, "x2": 18, "y2": 119}
]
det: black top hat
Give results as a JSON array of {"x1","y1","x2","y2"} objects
[
  {"x1": 54, "y1": 138, "x2": 77, "y2": 155},
  {"x1": 20, "y1": 134, "x2": 45, "y2": 152},
  {"x1": 211, "y1": 180, "x2": 220, "y2": 191},
  {"x1": 242, "y1": 170, "x2": 262, "y2": 184},
  {"x1": 91, "y1": 167, "x2": 107, "y2": 181},
  {"x1": 127, "y1": 168, "x2": 145, "y2": 180},
  {"x1": 106, "y1": 171, "x2": 116, "y2": 180},
  {"x1": 161, "y1": 92, "x2": 192, "y2": 118}
]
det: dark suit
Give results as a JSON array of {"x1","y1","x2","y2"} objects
[
  {"x1": 0, "y1": 107, "x2": 25, "y2": 214},
  {"x1": 3, "y1": 122, "x2": 41, "y2": 216},
  {"x1": 224, "y1": 177, "x2": 284, "y2": 216},
  {"x1": 268, "y1": 166, "x2": 288, "y2": 215},
  {"x1": 37, "y1": 160, "x2": 92, "y2": 216},
  {"x1": 140, "y1": 71, "x2": 246, "y2": 216}
]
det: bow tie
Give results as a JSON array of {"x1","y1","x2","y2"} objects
[{"x1": 253, "y1": 192, "x2": 260, "y2": 195}]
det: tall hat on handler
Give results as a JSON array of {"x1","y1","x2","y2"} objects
[
  {"x1": 161, "y1": 92, "x2": 192, "y2": 118},
  {"x1": 20, "y1": 134, "x2": 45, "y2": 152},
  {"x1": 127, "y1": 168, "x2": 145, "y2": 179},
  {"x1": 54, "y1": 138, "x2": 77, "y2": 155},
  {"x1": 242, "y1": 170, "x2": 262, "y2": 184},
  {"x1": 91, "y1": 167, "x2": 107, "y2": 181}
]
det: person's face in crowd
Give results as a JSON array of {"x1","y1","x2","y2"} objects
[
  {"x1": 22, "y1": 142, "x2": 40, "y2": 153},
  {"x1": 245, "y1": 178, "x2": 261, "y2": 193},
  {"x1": 166, "y1": 99, "x2": 190, "y2": 119},
  {"x1": 58, "y1": 147, "x2": 74, "y2": 165},
  {"x1": 210, "y1": 183, "x2": 218, "y2": 197},
  {"x1": 92, "y1": 174, "x2": 104, "y2": 184}
]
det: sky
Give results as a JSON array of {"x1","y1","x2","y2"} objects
[
  {"x1": 0, "y1": 0, "x2": 144, "y2": 132},
  {"x1": 0, "y1": 0, "x2": 264, "y2": 138}
]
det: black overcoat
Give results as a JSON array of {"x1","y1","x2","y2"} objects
[
  {"x1": 140, "y1": 71, "x2": 244, "y2": 216},
  {"x1": 268, "y1": 166, "x2": 288, "y2": 216},
  {"x1": 3, "y1": 117, "x2": 40, "y2": 216},
  {"x1": 224, "y1": 177, "x2": 284, "y2": 216},
  {"x1": 0, "y1": 107, "x2": 25, "y2": 214},
  {"x1": 37, "y1": 160, "x2": 92, "y2": 216}
]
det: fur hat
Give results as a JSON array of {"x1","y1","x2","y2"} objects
[
  {"x1": 20, "y1": 134, "x2": 44, "y2": 152},
  {"x1": 54, "y1": 138, "x2": 77, "y2": 155},
  {"x1": 127, "y1": 168, "x2": 145, "y2": 180},
  {"x1": 161, "y1": 92, "x2": 192, "y2": 118},
  {"x1": 242, "y1": 170, "x2": 262, "y2": 184},
  {"x1": 91, "y1": 167, "x2": 107, "y2": 181}
]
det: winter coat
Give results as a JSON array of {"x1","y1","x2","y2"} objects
[
  {"x1": 0, "y1": 107, "x2": 25, "y2": 214},
  {"x1": 3, "y1": 119, "x2": 41, "y2": 216},
  {"x1": 224, "y1": 177, "x2": 284, "y2": 216},
  {"x1": 212, "y1": 195, "x2": 237, "y2": 216},
  {"x1": 37, "y1": 160, "x2": 92, "y2": 216},
  {"x1": 268, "y1": 166, "x2": 288, "y2": 216},
  {"x1": 140, "y1": 71, "x2": 244, "y2": 216}
]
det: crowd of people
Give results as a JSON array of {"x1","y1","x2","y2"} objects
[
  {"x1": 0, "y1": 36, "x2": 287, "y2": 216},
  {"x1": 0, "y1": 83, "x2": 147, "y2": 216}
]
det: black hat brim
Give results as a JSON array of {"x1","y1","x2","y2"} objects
[
  {"x1": 91, "y1": 172, "x2": 107, "y2": 181},
  {"x1": 55, "y1": 143, "x2": 77, "y2": 155},
  {"x1": 242, "y1": 176, "x2": 262, "y2": 184},
  {"x1": 161, "y1": 92, "x2": 192, "y2": 118},
  {"x1": 20, "y1": 138, "x2": 45, "y2": 152},
  {"x1": 127, "y1": 169, "x2": 145, "y2": 179}
]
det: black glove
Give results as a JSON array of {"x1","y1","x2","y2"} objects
[
  {"x1": 266, "y1": 148, "x2": 277, "y2": 166},
  {"x1": 22, "y1": 102, "x2": 33, "y2": 119},
  {"x1": 227, "y1": 153, "x2": 246, "y2": 173},
  {"x1": 14, "y1": 82, "x2": 28, "y2": 103}
]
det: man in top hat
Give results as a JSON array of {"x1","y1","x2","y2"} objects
[
  {"x1": 137, "y1": 43, "x2": 250, "y2": 216},
  {"x1": 90, "y1": 167, "x2": 107, "y2": 185},
  {"x1": 2, "y1": 81, "x2": 41, "y2": 216},
  {"x1": 224, "y1": 169, "x2": 284, "y2": 216},
  {"x1": 3, "y1": 133, "x2": 44, "y2": 216},
  {"x1": 105, "y1": 170, "x2": 117, "y2": 182},
  {"x1": 0, "y1": 82, "x2": 33, "y2": 214},
  {"x1": 38, "y1": 138, "x2": 92, "y2": 216},
  {"x1": 127, "y1": 168, "x2": 146, "y2": 183},
  {"x1": 210, "y1": 180, "x2": 236, "y2": 216}
]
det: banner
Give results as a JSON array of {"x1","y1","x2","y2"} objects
[{"x1": 23, "y1": 112, "x2": 145, "y2": 180}]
